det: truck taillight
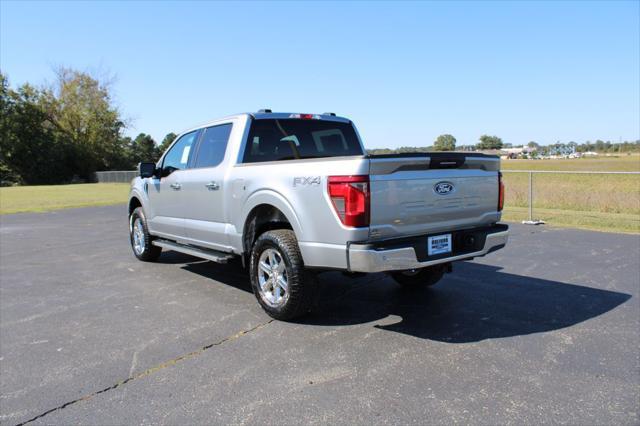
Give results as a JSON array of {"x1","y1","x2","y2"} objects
[
  {"x1": 328, "y1": 175, "x2": 370, "y2": 227},
  {"x1": 498, "y1": 172, "x2": 505, "y2": 211}
]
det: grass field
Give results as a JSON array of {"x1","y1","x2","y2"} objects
[
  {"x1": 0, "y1": 183, "x2": 130, "y2": 214},
  {"x1": 501, "y1": 154, "x2": 640, "y2": 233}
]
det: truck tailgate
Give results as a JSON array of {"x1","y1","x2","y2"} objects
[{"x1": 368, "y1": 153, "x2": 502, "y2": 240}]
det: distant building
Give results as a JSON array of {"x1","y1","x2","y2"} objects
[
  {"x1": 502, "y1": 147, "x2": 524, "y2": 155},
  {"x1": 500, "y1": 146, "x2": 536, "y2": 159},
  {"x1": 547, "y1": 144, "x2": 576, "y2": 157}
]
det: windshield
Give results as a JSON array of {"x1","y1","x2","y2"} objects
[{"x1": 243, "y1": 119, "x2": 363, "y2": 163}]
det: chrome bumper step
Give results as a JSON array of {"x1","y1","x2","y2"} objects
[
  {"x1": 152, "y1": 239, "x2": 234, "y2": 264},
  {"x1": 347, "y1": 228, "x2": 509, "y2": 273}
]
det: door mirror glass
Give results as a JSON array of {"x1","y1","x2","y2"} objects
[{"x1": 139, "y1": 162, "x2": 157, "y2": 178}]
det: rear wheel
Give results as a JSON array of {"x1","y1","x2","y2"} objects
[
  {"x1": 249, "y1": 229, "x2": 316, "y2": 320},
  {"x1": 390, "y1": 264, "x2": 447, "y2": 289},
  {"x1": 129, "y1": 207, "x2": 162, "y2": 262}
]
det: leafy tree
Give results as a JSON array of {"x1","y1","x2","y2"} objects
[
  {"x1": 0, "y1": 73, "x2": 19, "y2": 183},
  {"x1": 433, "y1": 134, "x2": 456, "y2": 151},
  {"x1": 1, "y1": 68, "x2": 129, "y2": 183},
  {"x1": 129, "y1": 133, "x2": 160, "y2": 164},
  {"x1": 477, "y1": 135, "x2": 503, "y2": 150},
  {"x1": 44, "y1": 67, "x2": 127, "y2": 180},
  {"x1": 0, "y1": 73, "x2": 73, "y2": 184},
  {"x1": 159, "y1": 132, "x2": 177, "y2": 154},
  {"x1": 527, "y1": 141, "x2": 540, "y2": 149}
]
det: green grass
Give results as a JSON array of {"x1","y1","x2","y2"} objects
[
  {"x1": 502, "y1": 173, "x2": 639, "y2": 214},
  {"x1": 501, "y1": 155, "x2": 640, "y2": 233},
  {"x1": 0, "y1": 183, "x2": 130, "y2": 214}
]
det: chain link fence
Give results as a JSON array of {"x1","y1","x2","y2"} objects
[
  {"x1": 94, "y1": 170, "x2": 137, "y2": 183},
  {"x1": 502, "y1": 170, "x2": 640, "y2": 232}
]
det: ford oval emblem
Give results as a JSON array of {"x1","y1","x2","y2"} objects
[{"x1": 434, "y1": 181, "x2": 455, "y2": 195}]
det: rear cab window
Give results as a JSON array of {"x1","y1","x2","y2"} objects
[{"x1": 243, "y1": 119, "x2": 363, "y2": 163}]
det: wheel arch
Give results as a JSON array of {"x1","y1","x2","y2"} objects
[
  {"x1": 242, "y1": 203, "x2": 297, "y2": 257},
  {"x1": 238, "y1": 189, "x2": 304, "y2": 251},
  {"x1": 128, "y1": 196, "x2": 142, "y2": 215}
]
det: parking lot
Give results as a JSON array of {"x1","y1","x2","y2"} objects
[{"x1": 1, "y1": 205, "x2": 638, "y2": 425}]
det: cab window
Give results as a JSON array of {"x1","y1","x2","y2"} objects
[
  {"x1": 162, "y1": 130, "x2": 198, "y2": 175},
  {"x1": 193, "y1": 124, "x2": 233, "y2": 168}
]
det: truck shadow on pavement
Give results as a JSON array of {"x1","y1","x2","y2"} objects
[
  {"x1": 171, "y1": 253, "x2": 631, "y2": 343},
  {"x1": 307, "y1": 262, "x2": 632, "y2": 343}
]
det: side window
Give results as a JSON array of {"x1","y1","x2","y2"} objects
[
  {"x1": 193, "y1": 124, "x2": 233, "y2": 168},
  {"x1": 162, "y1": 130, "x2": 198, "y2": 175}
]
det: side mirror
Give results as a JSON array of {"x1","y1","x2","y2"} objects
[{"x1": 138, "y1": 162, "x2": 157, "y2": 178}]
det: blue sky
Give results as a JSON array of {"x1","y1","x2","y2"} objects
[{"x1": 1, "y1": 1, "x2": 638, "y2": 148}]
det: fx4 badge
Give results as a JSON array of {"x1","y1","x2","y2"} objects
[{"x1": 293, "y1": 176, "x2": 321, "y2": 187}]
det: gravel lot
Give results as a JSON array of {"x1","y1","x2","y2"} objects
[{"x1": 1, "y1": 205, "x2": 638, "y2": 425}]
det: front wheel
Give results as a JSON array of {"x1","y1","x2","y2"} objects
[
  {"x1": 249, "y1": 229, "x2": 317, "y2": 320},
  {"x1": 390, "y1": 264, "x2": 447, "y2": 289},
  {"x1": 129, "y1": 207, "x2": 162, "y2": 262}
]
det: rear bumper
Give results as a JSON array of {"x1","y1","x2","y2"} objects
[{"x1": 347, "y1": 224, "x2": 508, "y2": 273}]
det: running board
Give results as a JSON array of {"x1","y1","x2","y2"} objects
[{"x1": 152, "y1": 239, "x2": 234, "y2": 264}]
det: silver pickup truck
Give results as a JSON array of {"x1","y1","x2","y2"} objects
[{"x1": 128, "y1": 111, "x2": 508, "y2": 319}]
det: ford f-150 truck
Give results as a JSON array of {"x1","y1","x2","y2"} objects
[{"x1": 128, "y1": 111, "x2": 508, "y2": 320}]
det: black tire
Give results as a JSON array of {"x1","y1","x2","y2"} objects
[
  {"x1": 249, "y1": 229, "x2": 317, "y2": 320},
  {"x1": 390, "y1": 264, "x2": 447, "y2": 289},
  {"x1": 129, "y1": 207, "x2": 162, "y2": 262}
]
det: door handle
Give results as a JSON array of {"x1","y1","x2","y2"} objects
[
  {"x1": 170, "y1": 183, "x2": 181, "y2": 190},
  {"x1": 205, "y1": 182, "x2": 220, "y2": 191}
]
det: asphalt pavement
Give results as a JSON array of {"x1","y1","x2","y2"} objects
[{"x1": 1, "y1": 205, "x2": 638, "y2": 425}]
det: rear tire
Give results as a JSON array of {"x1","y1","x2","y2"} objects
[
  {"x1": 390, "y1": 264, "x2": 446, "y2": 289},
  {"x1": 129, "y1": 207, "x2": 162, "y2": 262},
  {"x1": 249, "y1": 229, "x2": 317, "y2": 320}
]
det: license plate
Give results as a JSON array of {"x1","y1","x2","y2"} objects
[{"x1": 428, "y1": 234, "x2": 452, "y2": 256}]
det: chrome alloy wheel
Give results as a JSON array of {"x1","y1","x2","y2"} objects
[
  {"x1": 132, "y1": 217, "x2": 146, "y2": 255},
  {"x1": 257, "y1": 248, "x2": 289, "y2": 307}
]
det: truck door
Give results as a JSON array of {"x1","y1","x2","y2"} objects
[
  {"x1": 147, "y1": 130, "x2": 200, "y2": 239},
  {"x1": 180, "y1": 123, "x2": 233, "y2": 251}
]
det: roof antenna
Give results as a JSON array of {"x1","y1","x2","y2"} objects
[{"x1": 258, "y1": 109, "x2": 272, "y2": 113}]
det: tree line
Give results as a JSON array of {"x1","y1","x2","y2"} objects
[
  {"x1": 368, "y1": 133, "x2": 640, "y2": 156},
  {"x1": 370, "y1": 134, "x2": 508, "y2": 154},
  {"x1": 0, "y1": 69, "x2": 174, "y2": 185}
]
